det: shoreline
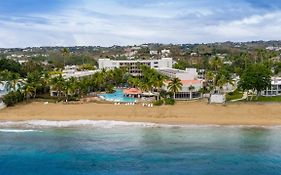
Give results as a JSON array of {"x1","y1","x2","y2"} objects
[
  {"x1": 0, "y1": 101, "x2": 281, "y2": 126},
  {"x1": 1, "y1": 120, "x2": 281, "y2": 128}
]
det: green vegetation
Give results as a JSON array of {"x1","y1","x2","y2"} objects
[
  {"x1": 153, "y1": 100, "x2": 164, "y2": 106},
  {"x1": 3, "y1": 91, "x2": 24, "y2": 107},
  {"x1": 226, "y1": 90, "x2": 243, "y2": 101},
  {"x1": 167, "y1": 78, "x2": 183, "y2": 99},
  {"x1": 247, "y1": 96, "x2": 281, "y2": 102},
  {"x1": 238, "y1": 64, "x2": 271, "y2": 101},
  {"x1": 164, "y1": 98, "x2": 175, "y2": 105},
  {"x1": 173, "y1": 60, "x2": 191, "y2": 70},
  {"x1": 128, "y1": 65, "x2": 165, "y2": 93},
  {"x1": 78, "y1": 64, "x2": 95, "y2": 71},
  {"x1": 0, "y1": 58, "x2": 22, "y2": 75},
  {"x1": 1, "y1": 42, "x2": 281, "y2": 107}
]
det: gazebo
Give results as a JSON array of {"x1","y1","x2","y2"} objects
[{"x1": 123, "y1": 88, "x2": 142, "y2": 98}]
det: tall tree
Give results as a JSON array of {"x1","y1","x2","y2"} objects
[
  {"x1": 50, "y1": 75, "x2": 66, "y2": 99},
  {"x1": 167, "y1": 78, "x2": 183, "y2": 99},
  {"x1": 239, "y1": 64, "x2": 271, "y2": 100},
  {"x1": 5, "y1": 71, "x2": 21, "y2": 92},
  {"x1": 188, "y1": 85, "x2": 195, "y2": 100},
  {"x1": 61, "y1": 48, "x2": 70, "y2": 67}
]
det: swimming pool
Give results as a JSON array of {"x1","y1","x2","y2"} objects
[{"x1": 98, "y1": 89, "x2": 137, "y2": 103}]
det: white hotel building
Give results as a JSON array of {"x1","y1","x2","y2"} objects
[{"x1": 98, "y1": 58, "x2": 173, "y2": 76}]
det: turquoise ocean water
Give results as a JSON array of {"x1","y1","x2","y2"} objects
[{"x1": 0, "y1": 121, "x2": 281, "y2": 175}]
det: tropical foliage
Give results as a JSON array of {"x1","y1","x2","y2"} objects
[
  {"x1": 167, "y1": 78, "x2": 183, "y2": 99},
  {"x1": 238, "y1": 64, "x2": 271, "y2": 100}
]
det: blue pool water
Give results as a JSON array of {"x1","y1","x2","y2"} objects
[
  {"x1": 0, "y1": 121, "x2": 281, "y2": 175},
  {"x1": 98, "y1": 89, "x2": 136, "y2": 103}
]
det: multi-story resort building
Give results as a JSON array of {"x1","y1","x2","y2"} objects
[
  {"x1": 262, "y1": 77, "x2": 281, "y2": 96},
  {"x1": 98, "y1": 58, "x2": 173, "y2": 76}
]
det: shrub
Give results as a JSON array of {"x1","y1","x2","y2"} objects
[
  {"x1": 67, "y1": 95, "x2": 79, "y2": 102},
  {"x1": 3, "y1": 91, "x2": 24, "y2": 107},
  {"x1": 164, "y1": 98, "x2": 175, "y2": 105},
  {"x1": 153, "y1": 100, "x2": 164, "y2": 106}
]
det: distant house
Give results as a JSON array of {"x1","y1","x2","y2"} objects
[
  {"x1": 150, "y1": 50, "x2": 158, "y2": 55},
  {"x1": 262, "y1": 77, "x2": 281, "y2": 97},
  {"x1": 161, "y1": 49, "x2": 171, "y2": 57}
]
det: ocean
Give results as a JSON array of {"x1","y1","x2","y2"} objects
[{"x1": 0, "y1": 120, "x2": 281, "y2": 175}]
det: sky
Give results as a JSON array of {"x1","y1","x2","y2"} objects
[{"x1": 0, "y1": 0, "x2": 281, "y2": 48}]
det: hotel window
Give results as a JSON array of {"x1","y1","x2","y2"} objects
[{"x1": 154, "y1": 62, "x2": 158, "y2": 64}]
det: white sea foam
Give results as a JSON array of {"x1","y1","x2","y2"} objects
[
  {"x1": 0, "y1": 120, "x2": 280, "y2": 129},
  {"x1": 0, "y1": 129, "x2": 40, "y2": 133},
  {"x1": 0, "y1": 120, "x2": 158, "y2": 128}
]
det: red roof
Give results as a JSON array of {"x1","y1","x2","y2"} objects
[
  {"x1": 165, "y1": 79, "x2": 202, "y2": 85},
  {"x1": 181, "y1": 80, "x2": 202, "y2": 85},
  {"x1": 123, "y1": 88, "x2": 142, "y2": 95}
]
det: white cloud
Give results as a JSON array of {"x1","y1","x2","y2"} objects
[{"x1": 0, "y1": 1, "x2": 281, "y2": 47}]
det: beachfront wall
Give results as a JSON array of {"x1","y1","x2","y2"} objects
[
  {"x1": 163, "y1": 80, "x2": 203, "y2": 100},
  {"x1": 210, "y1": 94, "x2": 226, "y2": 104},
  {"x1": 261, "y1": 77, "x2": 281, "y2": 97},
  {"x1": 0, "y1": 99, "x2": 6, "y2": 110},
  {"x1": 98, "y1": 58, "x2": 173, "y2": 76}
]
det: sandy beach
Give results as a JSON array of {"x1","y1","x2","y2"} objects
[{"x1": 0, "y1": 101, "x2": 281, "y2": 125}]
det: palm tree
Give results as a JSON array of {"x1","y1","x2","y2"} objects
[
  {"x1": 188, "y1": 85, "x2": 195, "y2": 100},
  {"x1": 50, "y1": 75, "x2": 65, "y2": 99},
  {"x1": 210, "y1": 56, "x2": 223, "y2": 72},
  {"x1": 167, "y1": 78, "x2": 183, "y2": 99},
  {"x1": 22, "y1": 83, "x2": 35, "y2": 101},
  {"x1": 139, "y1": 81, "x2": 150, "y2": 92},
  {"x1": 93, "y1": 72, "x2": 106, "y2": 91},
  {"x1": 61, "y1": 48, "x2": 69, "y2": 67},
  {"x1": 128, "y1": 77, "x2": 140, "y2": 88},
  {"x1": 153, "y1": 74, "x2": 165, "y2": 100},
  {"x1": 5, "y1": 72, "x2": 20, "y2": 92},
  {"x1": 26, "y1": 71, "x2": 43, "y2": 98},
  {"x1": 65, "y1": 77, "x2": 78, "y2": 99},
  {"x1": 41, "y1": 72, "x2": 51, "y2": 94}
]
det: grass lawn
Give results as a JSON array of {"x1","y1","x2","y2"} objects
[
  {"x1": 226, "y1": 90, "x2": 243, "y2": 101},
  {"x1": 249, "y1": 96, "x2": 281, "y2": 102}
]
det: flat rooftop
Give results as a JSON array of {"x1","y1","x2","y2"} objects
[{"x1": 157, "y1": 68, "x2": 195, "y2": 74}]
